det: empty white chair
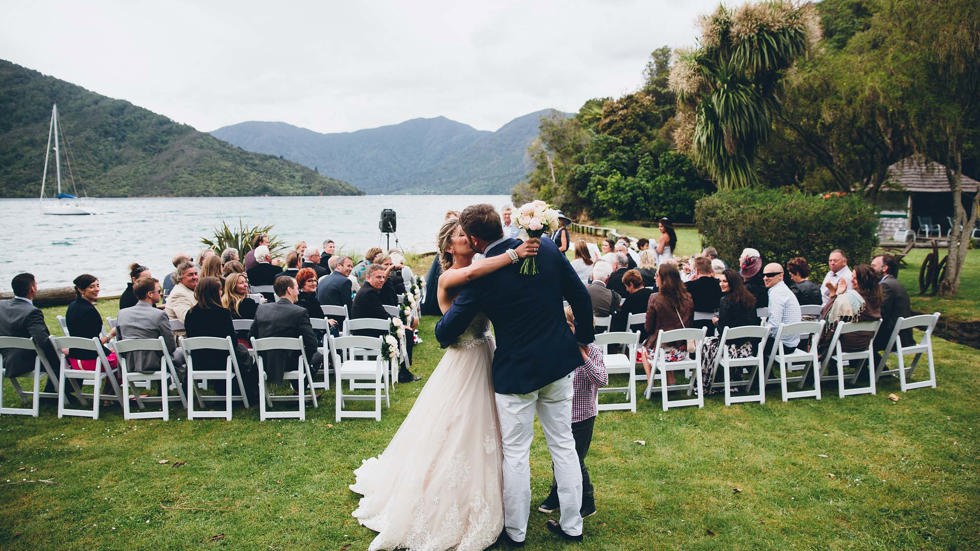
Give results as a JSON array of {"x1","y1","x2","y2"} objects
[
  {"x1": 330, "y1": 335, "x2": 388, "y2": 422},
  {"x1": 309, "y1": 318, "x2": 331, "y2": 391},
  {"x1": 799, "y1": 304, "x2": 822, "y2": 320},
  {"x1": 626, "y1": 312, "x2": 647, "y2": 383},
  {"x1": 112, "y1": 337, "x2": 187, "y2": 420},
  {"x1": 50, "y1": 335, "x2": 124, "y2": 419},
  {"x1": 594, "y1": 331, "x2": 640, "y2": 413},
  {"x1": 180, "y1": 336, "x2": 250, "y2": 420},
  {"x1": 251, "y1": 336, "x2": 318, "y2": 421},
  {"x1": 764, "y1": 321, "x2": 825, "y2": 402},
  {"x1": 875, "y1": 312, "x2": 940, "y2": 392},
  {"x1": 644, "y1": 327, "x2": 708, "y2": 410},
  {"x1": 345, "y1": 317, "x2": 399, "y2": 389},
  {"x1": 711, "y1": 325, "x2": 769, "y2": 406},
  {"x1": 0, "y1": 336, "x2": 59, "y2": 417},
  {"x1": 819, "y1": 320, "x2": 880, "y2": 398}
]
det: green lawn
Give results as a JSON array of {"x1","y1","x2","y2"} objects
[{"x1": 1, "y1": 311, "x2": 977, "y2": 549}]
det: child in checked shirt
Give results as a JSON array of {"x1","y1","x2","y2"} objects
[{"x1": 538, "y1": 306, "x2": 608, "y2": 518}]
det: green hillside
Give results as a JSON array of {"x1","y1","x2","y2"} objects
[{"x1": 0, "y1": 59, "x2": 362, "y2": 197}]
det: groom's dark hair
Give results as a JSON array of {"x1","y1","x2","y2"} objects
[{"x1": 460, "y1": 204, "x2": 504, "y2": 242}]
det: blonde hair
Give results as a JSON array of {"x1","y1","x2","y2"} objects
[
  {"x1": 437, "y1": 219, "x2": 462, "y2": 271},
  {"x1": 222, "y1": 272, "x2": 248, "y2": 316}
]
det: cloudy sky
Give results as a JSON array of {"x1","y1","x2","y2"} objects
[{"x1": 1, "y1": 0, "x2": 745, "y2": 134}]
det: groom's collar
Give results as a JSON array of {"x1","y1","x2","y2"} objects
[{"x1": 484, "y1": 236, "x2": 509, "y2": 255}]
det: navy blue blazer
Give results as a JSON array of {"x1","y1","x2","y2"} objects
[{"x1": 435, "y1": 236, "x2": 594, "y2": 394}]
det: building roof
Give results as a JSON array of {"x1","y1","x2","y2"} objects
[{"x1": 881, "y1": 156, "x2": 979, "y2": 193}]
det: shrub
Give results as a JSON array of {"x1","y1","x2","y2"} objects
[
  {"x1": 695, "y1": 188, "x2": 879, "y2": 275},
  {"x1": 200, "y1": 220, "x2": 285, "y2": 258}
]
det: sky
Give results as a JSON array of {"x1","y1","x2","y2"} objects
[{"x1": 0, "y1": 0, "x2": 746, "y2": 134}]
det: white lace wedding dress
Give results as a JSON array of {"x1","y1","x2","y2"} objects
[{"x1": 350, "y1": 314, "x2": 504, "y2": 551}]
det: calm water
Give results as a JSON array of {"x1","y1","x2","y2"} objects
[{"x1": 0, "y1": 195, "x2": 509, "y2": 294}]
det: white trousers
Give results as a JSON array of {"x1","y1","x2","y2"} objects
[{"x1": 496, "y1": 374, "x2": 583, "y2": 541}]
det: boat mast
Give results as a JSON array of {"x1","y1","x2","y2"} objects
[
  {"x1": 40, "y1": 104, "x2": 56, "y2": 201},
  {"x1": 53, "y1": 104, "x2": 63, "y2": 196}
]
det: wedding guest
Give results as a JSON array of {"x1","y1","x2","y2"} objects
[
  {"x1": 586, "y1": 261, "x2": 621, "y2": 321},
  {"x1": 711, "y1": 258, "x2": 726, "y2": 276},
  {"x1": 252, "y1": 276, "x2": 323, "y2": 382},
  {"x1": 552, "y1": 212, "x2": 571, "y2": 254},
  {"x1": 637, "y1": 250, "x2": 658, "y2": 288},
  {"x1": 761, "y1": 262, "x2": 802, "y2": 364},
  {"x1": 606, "y1": 253, "x2": 629, "y2": 298},
  {"x1": 164, "y1": 262, "x2": 199, "y2": 322},
  {"x1": 196, "y1": 249, "x2": 215, "y2": 270},
  {"x1": 65, "y1": 274, "x2": 117, "y2": 370},
  {"x1": 116, "y1": 277, "x2": 184, "y2": 372},
  {"x1": 302, "y1": 248, "x2": 328, "y2": 278},
  {"x1": 600, "y1": 238, "x2": 615, "y2": 256},
  {"x1": 701, "y1": 246, "x2": 719, "y2": 261},
  {"x1": 786, "y1": 257, "x2": 822, "y2": 306},
  {"x1": 702, "y1": 269, "x2": 759, "y2": 391},
  {"x1": 319, "y1": 239, "x2": 336, "y2": 272},
  {"x1": 501, "y1": 204, "x2": 520, "y2": 239},
  {"x1": 221, "y1": 260, "x2": 245, "y2": 279},
  {"x1": 739, "y1": 248, "x2": 768, "y2": 309},
  {"x1": 821, "y1": 249, "x2": 853, "y2": 307},
  {"x1": 871, "y1": 254, "x2": 912, "y2": 355},
  {"x1": 636, "y1": 238, "x2": 649, "y2": 251},
  {"x1": 162, "y1": 253, "x2": 190, "y2": 296},
  {"x1": 184, "y1": 276, "x2": 258, "y2": 402},
  {"x1": 317, "y1": 255, "x2": 354, "y2": 326},
  {"x1": 820, "y1": 264, "x2": 882, "y2": 356},
  {"x1": 0, "y1": 273, "x2": 61, "y2": 397},
  {"x1": 279, "y1": 250, "x2": 301, "y2": 280},
  {"x1": 611, "y1": 269, "x2": 653, "y2": 340},
  {"x1": 614, "y1": 240, "x2": 637, "y2": 270},
  {"x1": 655, "y1": 217, "x2": 677, "y2": 263},
  {"x1": 200, "y1": 254, "x2": 223, "y2": 281},
  {"x1": 246, "y1": 245, "x2": 282, "y2": 301},
  {"x1": 352, "y1": 264, "x2": 419, "y2": 382},
  {"x1": 223, "y1": 272, "x2": 258, "y2": 320},
  {"x1": 571, "y1": 240, "x2": 595, "y2": 284},
  {"x1": 220, "y1": 247, "x2": 240, "y2": 264},
  {"x1": 640, "y1": 263, "x2": 693, "y2": 385},
  {"x1": 295, "y1": 268, "x2": 326, "y2": 322},
  {"x1": 685, "y1": 256, "x2": 722, "y2": 328},
  {"x1": 294, "y1": 241, "x2": 307, "y2": 261},
  {"x1": 243, "y1": 234, "x2": 269, "y2": 271},
  {"x1": 352, "y1": 247, "x2": 384, "y2": 287},
  {"x1": 538, "y1": 306, "x2": 607, "y2": 518},
  {"x1": 420, "y1": 211, "x2": 458, "y2": 315},
  {"x1": 119, "y1": 263, "x2": 151, "y2": 310}
]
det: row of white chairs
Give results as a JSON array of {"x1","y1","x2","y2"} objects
[{"x1": 593, "y1": 312, "x2": 940, "y2": 413}]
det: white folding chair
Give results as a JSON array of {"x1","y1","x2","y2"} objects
[
  {"x1": 819, "y1": 320, "x2": 880, "y2": 398},
  {"x1": 594, "y1": 331, "x2": 639, "y2": 413},
  {"x1": 875, "y1": 313, "x2": 940, "y2": 392},
  {"x1": 169, "y1": 319, "x2": 185, "y2": 333},
  {"x1": 232, "y1": 319, "x2": 254, "y2": 333},
  {"x1": 345, "y1": 318, "x2": 399, "y2": 389},
  {"x1": 50, "y1": 335, "x2": 124, "y2": 419},
  {"x1": 320, "y1": 304, "x2": 349, "y2": 324},
  {"x1": 799, "y1": 304, "x2": 822, "y2": 320},
  {"x1": 56, "y1": 315, "x2": 70, "y2": 336},
  {"x1": 756, "y1": 307, "x2": 770, "y2": 325},
  {"x1": 711, "y1": 325, "x2": 769, "y2": 406},
  {"x1": 383, "y1": 304, "x2": 400, "y2": 319},
  {"x1": 251, "y1": 336, "x2": 318, "y2": 421},
  {"x1": 644, "y1": 327, "x2": 708, "y2": 410},
  {"x1": 764, "y1": 321, "x2": 825, "y2": 402},
  {"x1": 0, "y1": 337, "x2": 59, "y2": 417},
  {"x1": 593, "y1": 316, "x2": 612, "y2": 334},
  {"x1": 310, "y1": 318, "x2": 331, "y2": 391},
  {"x1": 330, "y1": 335, "x2": 388, "y2": 422},
  {"x1": 626, "y1": 312, "x2": 647, "y2": 383},
  {"x1": 180, "y1": 336, "x2": 250, "y2": 420},
  {"x1": 250, "y1": 284, "x2": 274, "y2": 296},
  {"x1": 111, "y1": 337, "x2": 187, "y2": 420}
]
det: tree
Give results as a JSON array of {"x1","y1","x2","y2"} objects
[{"x1": 669, "y1": 1, "x2": 818, "y2": 189}]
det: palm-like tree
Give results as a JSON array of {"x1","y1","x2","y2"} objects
[{"x1": 670, "y1": 1, "x2": 817, "y2": 189}]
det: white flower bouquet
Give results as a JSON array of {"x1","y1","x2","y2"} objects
[
  {"x1": 382, "y1": 334, "x2": 400, "y2": 361},
  {"x1": 514, "y1": 199, "x2": 561, "y2": 276}
]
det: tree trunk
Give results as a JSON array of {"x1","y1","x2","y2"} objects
[{"x1": 938, "y1": 149, "x2": 976, "y2": 297}]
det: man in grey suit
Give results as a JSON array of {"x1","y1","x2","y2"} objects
[
  {"x1": 0, "y1": 273, "x2": 61, "y2": 399},
  {"x1": 116, "y1": 277, "x2": 184, "y2": 374},
  {"x1": 253, "y1": 276, "x2": 322, "y2": 383},
  {"x1": 586, "y1": 260, "x2": 621, "y2": 320},
  {"x1": 872, "y1": 254, "x2": 913, "y2": 353},
  {"x1": 316, "y1": 255, "x2": 354, "y2": 332}
]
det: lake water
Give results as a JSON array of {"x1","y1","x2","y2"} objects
[{"x1": 0, "y1": 195, "x2": 509, "y2": 294}]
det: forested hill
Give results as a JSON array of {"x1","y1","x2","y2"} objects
[
  {"x1": 211, "y1": 109, "x2": 566, "y2": 194},
  {"x1": 0, "y1": 59, "x2": 362, "y2": 197}
]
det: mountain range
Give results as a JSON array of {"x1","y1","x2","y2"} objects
[
  {"x1": 0, "y1": 59, "x2": 361, "y2": 198},
  {"x1": 211, "y1": 109, "x2": 564, "y2": 195}
]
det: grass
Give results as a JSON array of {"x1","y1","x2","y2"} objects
[{"x1": 1, "y1": 310, "x2": 977, "y2": 549}]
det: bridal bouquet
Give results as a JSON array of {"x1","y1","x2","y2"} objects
[{"x1": 515, "y1": 199, "x2": 561, "y2": 276}]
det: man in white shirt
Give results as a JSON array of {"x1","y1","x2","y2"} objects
[
  {"x1": 501, "y1": 205, "x2": 520, "y2": 239},
  {"x1": 762, "y1": 262, "x2": 802, "y2": 363},
  {"x1": 821, "y1": 249, "x2": 852, "y2": 306}
]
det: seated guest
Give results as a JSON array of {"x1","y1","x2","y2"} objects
[
  {"x1": 223, "y1": 272, "x2": 258, "y2": 319},
  {"x1": 786, "y1": 257, "x2": 822, "y2": 306},
  {"x1": 317, "y1": 255, "x2": 354, "y2": 329},
  {"x1": 639, "y1": 263, "x2": 693, "y2": 385},
  {"x1": 761, "y1": 262, "x2": 802, "y2": 364},
  {"x1": 820, "y1": 264, "x2": 882, "y2": 356},
  {"x1": 246, "y1": 245, "x2": 282, "y2": 301},
  {"x1": 65, "y1": 274, "x2": 117, "y2": 370},
  {"x1": 702, "y1": 269, "x2": 759, "y2": 391},
  {"x1": 501, "y1": 204, "x2": 520, "y2": 239},
  {"x1": 570, "y1": 240, "x2": 595, "y2": 284},
  {"x1": 302, "y1": 248, "x2": 328, "y2": 278},
  {"x1": 376, "y1": 255, "x2": 401, "y2": 305},
  {"x1": 611, "y1": 269, "x2": 653, "y2": 340},
  {"x1": 252, "y1": 276, "x2": 323, "y2": 383},
  {"x1": 685, "y1": 256, "x2": 723, "y2": 328},
  {"x1": 279, "y1": 250, "x2": 301, "y2": 280},
  {"x1": 599, "y1": 238, "x2": 615, "y2": 256},
  {"x1": 162, "y1": 253, "x2": 190, "y2": 297},
  {"x1": 701, "y1": 246, "x2": 719, "y2": 261},
  {"x1": 587, "y1": 261, "x2": 621, "y2": 321},
  {"x1": 243, "y1": 234, "x2": 269, "y2": 271},
  {"x1": 116, "y1": 277, "x2": 184, "y2": 372},
  {"x1": 615, "y1": 240, "x2": 637, "y2": 270},
  {"x1": 352, "y1": 247, "x2": 384, "y2": 287},
  {"x1": 389, "y1": 251, "x2": 415, "y2": 294},
  {"x1": 119, "y1": 263, "x2": 151, "y2": 310},
  {"x1": 184, "y1": 277, "x2": 257, "y2": 402},
  {"x1": 606, "y1": 253, "x2": 629, "y2": 297},
  {"x1": 319, "y1": 239, "x2": 335, "y2": 272},
  {"x1": 196, "y1": 249, "x2": 215, "y2": 270},
  {"x1": 739, "y1": 248, "x2": 768, "y2": 309},
  {"x1": 711, "y1": 258, "x2": 726, "y2": 276},
  {"x1": 220, "y1": 247, "x2": 240, "y2": 265},
  {"x1": 200, "y1": 253, "x2": 223, "y2": 281},
  {"x1": 164, "y1": 262, "x2": 199, "y2": 322},
  {"x1": 821, "y1": 249, "x2": 853, "y2": 307},
  {"x1": 636, "y1": 238, "x2": 649, "y2": 251},
  {"x1": 294, "y1": 241, "x2": 307, "y2": 261},
  {"x1": 295, "y1": 268, "x2": 327, "y2": 322},
  {"x1": 0, "y1": 272, "x2": 62, "y2": 398},
  {"x1": 871, "y1": 254, "x2": 912, "y2": 354},
  {"x1": 352, "y1": 264, "x2": 419, "y2": 382},
  {"x1": 221, "y1": 260, "x2": 245, "y2": 279},
  {"x1": 637, "y1": 250, "x2": 658, "y2": 288}
]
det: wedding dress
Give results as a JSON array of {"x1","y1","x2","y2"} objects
[{"x1": 351, "y1": 314, "x2": 504, "y2": 551}]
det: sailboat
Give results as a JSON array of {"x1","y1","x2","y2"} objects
[{"x1": 39, "y1": 104, "x2": 95, "y2": 215}]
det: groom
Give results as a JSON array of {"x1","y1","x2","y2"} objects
[{"x1": 435, "y1": 204, "x2": 594, "y2": 544}]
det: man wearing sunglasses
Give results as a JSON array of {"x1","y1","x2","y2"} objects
[{"x1": 762, "y1": 263, "x2": 802, "y2": 363}]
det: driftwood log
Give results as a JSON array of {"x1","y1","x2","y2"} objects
[{"x1": 0, "y1": 287, "x2": 120, "y2": 308}]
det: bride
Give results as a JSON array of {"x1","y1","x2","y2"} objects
[{"x1": 350, "y1": 217, "x2": 538, "y2": 551}]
